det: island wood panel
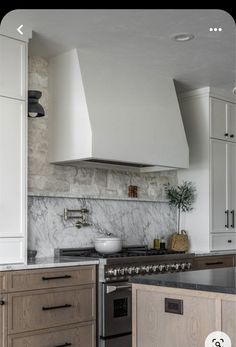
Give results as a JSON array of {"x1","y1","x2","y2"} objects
[
  {"x1": 221, "y1": 300, "x2": 236, "y2": 345},
  {"x1": 8, "y1": 284, "x2": 96, "y2": 334},
  {"x1": 134, "y1": 289, "x2": 216, "y2": 347},
  {"x1": 8, "y1": 321, "x2": 96, "y2": 347},
  {"x1": 7, "y1": 265, "x2": 96, "y2": 292},
  {"x1": 132, "y1": 284, "x2": 236, "y2": 347}
]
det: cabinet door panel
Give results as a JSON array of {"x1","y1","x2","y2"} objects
[
  {"x1": 229, "y1": 143, "x2": 236, "y2": 231},
  {"x1": 0, "y1": 35, "x2": 26, "y2": 99},
  {"x1": 0, "y1": 294, "x2": 7, "y2": 347},
  {"x1": 229, "y1": 103, "x2": 236, "y2": 142},
  {"x1": 210, "y1": 98, "x2": 227, "y2": 140},
  {"x1": 134, "y1": 288, "x2": 217, "y2": 347},
  {"x1": 0, "y1": 97, "x2": 26, "y2": 238},
  {"x1": 211, "y1": 140, "x2": 227, "y2": 232},
  {"x1": 222, "y1": 300, "x2": 236, "y2": 346}
]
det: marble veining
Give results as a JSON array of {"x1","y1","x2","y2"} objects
[{"x1": 28, "y1": 196, "x2": 176, "y2": 257}]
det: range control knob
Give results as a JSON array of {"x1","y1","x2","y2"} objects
[
  {"x1": 152, "y1": 265, "x2": 158, "y2": 272},
  {"x1": 134, "y1": 267, "x2": 141, "y2": 274},
  {"x1": 119, "y1": 268, "x2": 125, "y2": 276},
  {"x1": 165, "y1": 264, "x2": 171, "y2": 271},
  {"x1": 175, "y1": 263, "x2": 181, "y2": 271},
  {"x1": 127, "y1": 266, "x2": 135, "y2": 275},
  {"x1": 106, "y1": 268, "x2": 115, "y2": 277},
  {"x1": 158, "y1": 264, "x2": 165, "y2": 272},
  {"x1": 186, "y1": 262, "x2": 192, "y2": 270},
  {"x1": 181, "y1": 263, "x2": 187, "y2": 270}
]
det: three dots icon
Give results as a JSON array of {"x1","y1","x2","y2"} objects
[{"x1": 209, "y1": 27, "x2": 222, "y2": 32}]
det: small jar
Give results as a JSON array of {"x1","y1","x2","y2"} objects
[
  {"x1": 160, "y1": 237, "x2": 166, "y2": 250},
  {"x1": 153, "y1": 238, "x2": 160, "y2": 249}
]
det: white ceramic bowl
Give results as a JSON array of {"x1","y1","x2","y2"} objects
[{"x1": 94, "y1": 236, "x2": 122, "y2": 254}]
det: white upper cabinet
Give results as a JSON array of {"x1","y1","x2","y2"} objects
[
  {"x1": 0, "y1": 35, "x2": 26, "y2": 100},
  {"x1": 211, "y1": 140, "x2": 227, "y2": 233},
  {"x1": 229, "y1": 103, "x2": 236, "y2": 142},
  {"x1": 229, "y1": 143, "x2": 236, "y2": 232},
  {"x1": 210, "y1": 97, "x2": 236, "y2": 142},
  {"x1": 0, "y1": 34, "x2": 27, "y2": 264},
  {"x1": 0, "y1": 96, "x2": 26, "y2": 237}
]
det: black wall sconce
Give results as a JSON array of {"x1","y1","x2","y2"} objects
[{"x1": 28, "y1": 90, "x2": 45, "y2": 117}]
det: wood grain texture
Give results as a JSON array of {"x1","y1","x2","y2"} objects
[
  {"x1": 0, "y1": 294, "x2": 7, "y2": 347},
  {"x1": 8, "y1": 284, "x2": 96, "y2": 334},
  {"x1": 132, "y1": 284, "x2": 236, "y2": 347},
  {"x1": 222, "y1": 299, "x2": 236, "y2": 346},
  {"x1": 8, "y1": 265, "x2": 96, "y2": 292},
  {"x1": 192, "y1": 255, "x2": 235, "y2": 270},
  {"x1": 0, "y1": 273, "x2": 8, "y2": 292},
  {"x1": 8, "y1": 321, "x2": 96, "y2": 347}
]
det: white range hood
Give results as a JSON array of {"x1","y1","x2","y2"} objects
[{"x1": 49, "y1": 49, "x2": 189, "y2": 172}]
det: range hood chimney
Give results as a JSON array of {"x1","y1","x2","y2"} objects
[{"x1": 49, "y1": 49, "x2": 189, "y2": 172}]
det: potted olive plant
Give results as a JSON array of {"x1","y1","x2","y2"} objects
[{"x1": 166, "y1": 181, "x2": 196, "y2": 234}]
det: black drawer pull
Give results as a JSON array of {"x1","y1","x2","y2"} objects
[
  {"x1": 54, "y1": 343, "x2": 72, "y2": 347},
  {"x1": 228, "y1": 240, "x2": 232, "y2": 243},
  {"x1": 0, "y1": 300, "x2": 5, "y2": 305},
  {"x1": 205, "y1": 262, "x2": 223, "y2": 266},
  {"x1": 224, "y1": 133, "x2": 229, "y2": 137},
  {"x1": 230, "y1": 134, "x2": 235, "y2": 138},
  {"x1": 42, "y1": 275, "x2": 72, "y2": 281},
  {"x1": 42, "y1": 304, "x2": 72, "y2": 311},
  {"x1": 225, "y1": 210, "x2": 229, "y2": 228},
  {"x1": 231, "y1": 210, "x2": 235, "y2": 228}
]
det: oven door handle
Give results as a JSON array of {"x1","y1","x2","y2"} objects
[{"x1": 106, "y1": 284, "x2": 132, "y2": 294}]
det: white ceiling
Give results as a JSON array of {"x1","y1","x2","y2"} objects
[{"x1": 1, "y1": 9, "x2": 236, "y2": 92}]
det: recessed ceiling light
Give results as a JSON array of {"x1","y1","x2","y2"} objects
[{"x1": 171, "y1": 33, "x2": 195, "y2": 42}]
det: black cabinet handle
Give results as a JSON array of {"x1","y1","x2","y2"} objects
[
  {"x1": 231, "y1": 210, "x2": 235, "y2": 228},
  {"x1": 0, "y1": 300, "x2": 5, "y2": 305},
  {"x1": 53, "y1": 343, "x2": 72, "y2": 347},
  {"x1": 205, "y1": 262, "x2": 223, "y2": 266},
  {"x1": 42, "y1": 304, "x2": 72, "y2": 311},
  {"x1": 42, "y1": 275, "x2": 72, "y2": 281},
  {"x1": 230, "y1": 134, "x2": 235, "y2": 138},
  {"x1": 228, "y1": 240, "x2": 232, "y2": 243},
  {"x1": 225, "y1": 210, "x2": 229, "y2": 228},
  {"x1": 224, "y1": 133, "x2": 229, "y2": 137}
]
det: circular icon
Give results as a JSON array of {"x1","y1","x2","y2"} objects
[{"x1": 205, "y1": 331, "x2": 231, "y2": 347}]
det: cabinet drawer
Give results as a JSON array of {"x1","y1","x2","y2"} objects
[
  {"x1": 193, "y1": 255, "x2": 234, "y2": 270},
  {"x1": 8, "y1": 285, "x2": 96, "y2": 334},
  {"x1": 8, "y1": 322, "x2": 96, "y2": 347},
  {"x1": 8, "y1": 265, "x2": 96, "y2": 291},
  {"x1": 211, "y1": 233, "x2": 236, "y2": 250}
]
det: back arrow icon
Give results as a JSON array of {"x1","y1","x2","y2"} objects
[{"x1": 17, "y1": 25, "x2": 23, "y2": 35}]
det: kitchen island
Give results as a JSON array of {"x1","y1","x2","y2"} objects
[{"x1": 131, "y1": 267, "x2": 236, "y2": 347}]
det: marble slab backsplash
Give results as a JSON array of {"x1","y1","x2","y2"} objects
[{"x1": 28, "y1": 196, "x2": 176, "y2": 257}]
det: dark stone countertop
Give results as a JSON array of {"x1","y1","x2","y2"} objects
[{"x1": 130, "y1": 267, "x2": 236, "y2": 294}]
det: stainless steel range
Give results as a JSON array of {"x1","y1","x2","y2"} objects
[{"x1": 55, "y1": 245, "x2": 195, "y2": 347}]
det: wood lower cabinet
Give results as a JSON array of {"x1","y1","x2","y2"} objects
[
  {"x1": 0, "y1": 294, "x2": 7, "y2": 347},
  {"x1": 192, "y1": 254, "x2": 235, "y2": 270},
  {"x1": 0, "y1": 265, "x2": 96, "y2": 347},
  {"x1": 132, "y1": 284, "x2": 236, "y2": 347},
  {"x1": 8, "y1": 322, "x2": 96, "y2": 347}
]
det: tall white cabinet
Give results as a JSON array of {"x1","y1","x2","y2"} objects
[
  {"x1": 0, "y1": 35, "x2": 27, "y2": 263},
  {"x1": 178, "y1": 87, "x2": 236, "y2": 252}
]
